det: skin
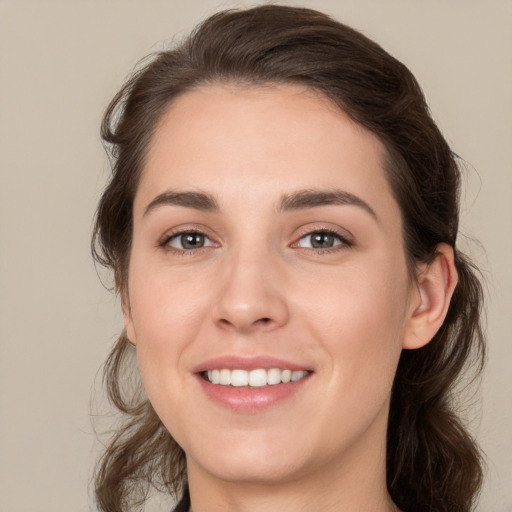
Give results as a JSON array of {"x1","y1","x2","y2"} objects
[{"x1": 123, "y1": 84, "x2": 457, "y2": 512}]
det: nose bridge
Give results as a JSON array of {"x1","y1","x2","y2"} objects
[{"x1": 213, "y1": 240, "x2": 289, "y2": 332}]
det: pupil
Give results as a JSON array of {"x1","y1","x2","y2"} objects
[
  {"x1": 312, "y1": 233, "x2": 333, "y2": 248},
  {"x1": 182, "y1": 233, "x2": 204, "y2": 249}
]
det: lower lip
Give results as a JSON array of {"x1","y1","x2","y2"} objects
[{"x1": 196, "y1": 374, "x2": 311, "y2": 412}]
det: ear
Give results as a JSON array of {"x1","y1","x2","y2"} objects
[
  {"x1": 403, "y1": 243, "x2": 458, "y2": 350},
  {"x1": 121, "y1": 288, "x2": 137, "y2": 346}
]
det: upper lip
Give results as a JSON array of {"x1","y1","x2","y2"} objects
[{"x1": 191, "y1": 355, "x2": 312, "y2": 374}]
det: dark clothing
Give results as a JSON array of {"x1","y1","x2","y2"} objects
[{"x1": 172, "y1": 488, "x2": 190, "y2": 512}]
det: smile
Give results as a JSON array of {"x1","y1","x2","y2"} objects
[{"x1": 205, "y1": 368, "x2": 309, "y2": 387}]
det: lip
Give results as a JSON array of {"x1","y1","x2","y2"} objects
[
  {"x1": 192, "y1": 355, "x2": 313, "y2": 413},
  {"x1": 191, "y1": 355, "x2": 311, "y2": 373}
]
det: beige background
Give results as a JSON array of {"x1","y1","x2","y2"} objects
[{"x1": 0, "y1": 1, "x2": 511, "y2": 511}]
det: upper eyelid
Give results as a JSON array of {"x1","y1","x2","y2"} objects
[
  {"x1": 168, "y1": 231, "x2": 215, "y2": 250},
  {"x1": 159, "y1": 225, "x2": 217, "y2": 244},
  {"x1": 294, "y1": 231, "x2": 351, "y2": 247},
  {"x1": 160, "y1": 230, "x2": 218, "y2": 254},
  {"x1": 289, "y1": 224, "x2": 356, "y2": 253},
  {"x1": 293, "y1": 224, "x2": 354, "y2": 242}
]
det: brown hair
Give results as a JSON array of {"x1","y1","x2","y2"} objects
[{"x1": 92, "y1": 5, "x2": 485, "y2": 512}]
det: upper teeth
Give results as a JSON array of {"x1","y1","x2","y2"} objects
[{"x1": 206, "y1": 368, "x2": 308, "y2": 387}]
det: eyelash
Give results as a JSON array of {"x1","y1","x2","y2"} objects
[
  {"x1": 293, "y1": 228, "x2": 353, "y2": 254},
  {"x1": 159, "y1": 227, "x2": 353, "y2": 255},
  {"x1": 159, "y1": 229, "x2": 216, "y2": 255}
]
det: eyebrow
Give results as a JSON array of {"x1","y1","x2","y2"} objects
[
  {"x1": 143, "y1": 191, "x2": 220, "y2": 216},
  {"x1": 279, "y1": 189, "x2": 378, "y2": 220},
  {"x1": 143, "y1": 188, "x2": 377, "y2": 220}
]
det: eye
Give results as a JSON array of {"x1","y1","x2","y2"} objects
[
  {"x1": 296, "y1": 230, "x2": 349, "y2": 250},
  {"x1": 166, "y1": 231, "x2": 215, "y2": 250}
]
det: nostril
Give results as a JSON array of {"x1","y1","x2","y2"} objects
[{"x1": 216, "y1": 316, "x2": 274, "y2": 331}]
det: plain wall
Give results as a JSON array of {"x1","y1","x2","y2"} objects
[{"x1": 0, "y1": 1, "x2": 511, "y2": 511}]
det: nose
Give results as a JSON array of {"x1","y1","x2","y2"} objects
[{"x1": 212, "y1": 251, "x2": 289, "y2": 334}]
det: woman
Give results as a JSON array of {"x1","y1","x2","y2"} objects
[{"x1": 92, "y1": 5, "x2": 485, "y2": 512}]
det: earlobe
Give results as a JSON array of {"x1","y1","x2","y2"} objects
[
  {"x1": 403, "y1": 243, "x2": 458, "y2": 350},
  {"x1": 121, "y1": 290, "x2": 137, "y2": 346}
]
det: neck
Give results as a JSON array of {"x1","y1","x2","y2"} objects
[{"x1": 187, "y1": 473, "x2": 397, "y2": 512}]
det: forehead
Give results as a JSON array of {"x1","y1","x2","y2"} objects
[{"x1": 136, "y1": 83, "x2": 398, "y2": 221}]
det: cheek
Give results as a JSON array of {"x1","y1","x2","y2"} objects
[
  {"x1": 300, "y1": 266, "x2": 408, "y2": 435},
  {"x1": 125, "y1": 259, "x2": 214, "y2": 393},
  {"x1": 298, "y1": 254, "x2": 409, "y2": 335},
  {"x1": 128, "y1": 255, "x2": 212, "y2": 338},
  {"x1": 127, "y1": 270, "x2": 206, "y2": 431},
  {"x1": 295, "y1": 256, "x2": 409, "y2": 382}
]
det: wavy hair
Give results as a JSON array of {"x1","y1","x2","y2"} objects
[{"x1": 92, "y1": 5, "x2": 485, "y2": 512}]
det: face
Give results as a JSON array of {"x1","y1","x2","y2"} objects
[{"x1": 124, "y1": 84, "x2": 418, "y2": 487}]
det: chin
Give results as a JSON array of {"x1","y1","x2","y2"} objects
[
  {"x1": 193, "y1": 454, "x2": 306, "y2": 486},
  {"x1": 184, "y1": 431, "x2": 314, "y2": 486}
]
